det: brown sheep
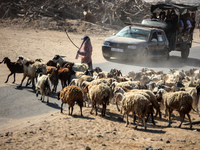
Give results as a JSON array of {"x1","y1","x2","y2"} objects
[
  {"x1": 58, "y1": 63, "x2": 75, "y2": 89},
  {"x1": 47, "y1": 66, "x2": 60, "y2": 92},
  {"x1": 46, "y1": 60, "x2": 57, "y2": 67},
  {"x1": 57, "y1": 85, "x2": 83, "y2": 116}
]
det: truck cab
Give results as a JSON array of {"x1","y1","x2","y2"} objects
[{"x1": 143, "y1": 3, "x2": 198, "y2": 59}]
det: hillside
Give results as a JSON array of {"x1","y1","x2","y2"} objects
[{"x1": 0, "y1": 0, "x2": 151, "y2": 34}]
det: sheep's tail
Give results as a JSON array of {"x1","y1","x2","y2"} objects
[{"x1": 44, "y1": 76, "x2": 51, "y2": 91}]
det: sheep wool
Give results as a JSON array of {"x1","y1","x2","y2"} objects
[{"x1": 58, "y1": 85, "x2": 83, "y2": 116}]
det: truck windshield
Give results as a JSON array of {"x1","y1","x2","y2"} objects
[{"x1": 116, "y1": 26, "x2": 150, "y2": 40}]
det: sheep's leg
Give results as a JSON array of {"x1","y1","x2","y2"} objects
[
  {"x1": 40, "y1": 95, "x2": 43, "y2": 101},
  {"x1": 80, "y1": 106, "x2": 83, "y2": 116},
  {"x1": 133, "y1": 112, "x2": 136, "y2": 125},
  {"x1": 36, "y1": 88, "x2": 39, "y2": 97},
  {"x1": 178, "y1": 113, "x2": 185, "y2": 128},
  {"x1": 116, "y1": 101, "x2": 120, "y2": 112},
  {"x1": 42, "y1": 94, "x2": 45, "y2": 102},
  {"x1": 186, "y1": 113, "x2": 192, "y2": 129},
  {"x1": 31, "y1": 78, "x2": 35, "y2": 90},
  {"x1": 13, "y1": 73, "x2": 16, "y2": 83},
  {"x1": 120, "y1": 105, "x2": 123, "y2": 114},
  {"x1": 164, "y1": 108, "x2": 168, "y2": 118},
  {"x1": 26, "y1": 78, "x2": 31, "y2": 87},
  {"x1": 167, "y1": 109, "x2": 173, "y2": 127},
  {"x1": 145, "y1": 113, "x2": 150, "y2": 123},
  {"x1": 61, "y1": 103, "x2": 63, "y2": 113},
  {"x1": 135, "y1": 117, "x2": 141, "y2": 129},
  {"x1": 125, "y1": 112, "x2": 129, "y2": 127},
  {"x1": 47, "y1": 92, "x2": 50, "y2": 104},
  {"x1": 5, "y1": 73, "x2": 13, "y2": 83},
  {"x1": 143, "y1": 117, "x2": 147, "y2": 130},
  {"x1": 155, "y1": 107, "x2": 162, "y2": 119},
  {"x1": 102, "y1": 103, "x2": 106, "y2": 116},
  {"x1": 71, "y1": 107, "x2": 73, "y2": 116},
  {"x1": 87, "y1": 96, "x2": 91, "y2": 107},
  {"x1": 18, "y1": 75, "x2": 26, "y2": 87},
  {"x1": 90, "y1": 101, "x2": 95, "y2": 114},
  {"x1": 68, "y1": 106, "x2": 71, "y2": 115},
  {"x1": 95, "y1": 103, "x2": 98, "y2": 116},
  {"x1": 150, "y1": 112, "x2": 155, "y2": 125}
]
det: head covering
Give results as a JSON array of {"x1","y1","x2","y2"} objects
[{"x1": 81, "y1": 36, "x2": 89, "y2": 41}]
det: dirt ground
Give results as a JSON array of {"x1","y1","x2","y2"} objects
[{"x1": 0, "y1": 23, "x2": 200, "y2": 150}]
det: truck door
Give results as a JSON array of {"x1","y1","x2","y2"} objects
[
  {"x1": 148, "y1": 31, "x2": 158, "y2": 56},
  {"x1": 157, "y1": 31, "x2": 167, "y2": 53}
]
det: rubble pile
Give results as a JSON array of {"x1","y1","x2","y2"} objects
[{"x1": 0, "y1": 0, "x2": 151, "y2": 33}]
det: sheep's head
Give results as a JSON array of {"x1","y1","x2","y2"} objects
[
  {"x1": 114, "y1": 87, "x2": 125, "y2": 95},
  {"x1": 110, "y1": 81, "x2": 115, "y2": 89},
  {"x1": 156, "y1": 89, "x2": 165, "y2": 100},
  {"x1": 52, "y1": 55, "x2": 65, "y2": 63},
  {"x1": 0, "y1": 57, "x2": 10, "y2": 64},
  {"x1": 35, "y1": 58, "x2": 43, "y2": 62},
  {"x1": 81, "y1": 81, "x2": 89, "y2": 89},
  {"x1": 36, "y1": 67, "x2": 43, "y2": 74},
  {"x1": 94, "y1": 67, "x2": 102, "y2": 73},
  {"x1": 17, "y1": 56, "x2": 24, "y2": 65},
  {"x1": 114, "y1": 70, "x2": 122, "y2": 77},
  {"x1": 97, "y1": 72, "x2": 106, "y2": 79}
]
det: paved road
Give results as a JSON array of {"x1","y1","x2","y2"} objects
[{"x1": 0, "y1": 46, "x2": 200, "y2": 126}]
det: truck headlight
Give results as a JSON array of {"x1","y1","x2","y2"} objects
[{"x1": 103, "y1": 41, "x2": 110, "y2": 46}]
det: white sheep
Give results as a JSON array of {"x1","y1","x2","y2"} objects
[
  {"x1": 181, "y1": 86, "x2": 200, "y2": 116},
  {"x1": 156, "y1": 89, "x2": 194, "y2": 129},
  {"x1": 120, "y1": 92, "x2": 150, "y2": 130},
  {"x1": 57, "y1": 85, "x2": 83, "y2": 116},
  {"x1": 111, "y1": 81, "x2": 139, "y2": 92},
  {"x1": 114, "y1": 87, "x2": 159, "y2": 125},
  {"x1": 17, "y1": 56, "x2": 47, "y2": 89},
  {"x1": 83, "y1": 83, "x2": 113, "y2": 116},
  {"x1": 35, "y1": 73, "x2": 51, "y2": 103}
]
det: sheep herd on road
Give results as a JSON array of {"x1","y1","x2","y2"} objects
[{"x1": 1, "y1": 55, "x2": 200, "y2": 130}]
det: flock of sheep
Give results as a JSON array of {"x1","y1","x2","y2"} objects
[{"x1": 1, "y1": 55, "x2": 200, "y2": 130}]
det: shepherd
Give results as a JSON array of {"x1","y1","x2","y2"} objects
[{"x1": 76, "y1": 36, "x2": 93, "y2": 70}]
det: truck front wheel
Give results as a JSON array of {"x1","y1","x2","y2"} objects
[{"x1": 181, "y1": 45, "x2": 190, "y2": 59}]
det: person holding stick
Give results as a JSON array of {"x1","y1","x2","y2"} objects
[{"x1": 76, "y1": 36, "x2": 93, "y2": 70}]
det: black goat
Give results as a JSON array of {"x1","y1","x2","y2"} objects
[{"x1": 0, "y1": 57, "x2": 23, "y2": 83}]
